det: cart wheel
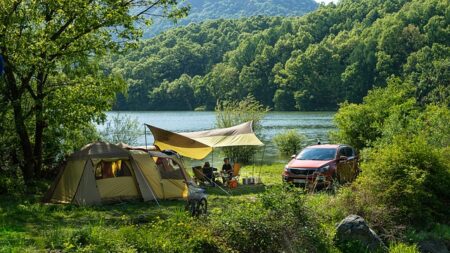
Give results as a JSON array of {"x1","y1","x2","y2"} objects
[
  {"x1": 197, "y1": 198, "x2": 207, "y2": 216},
  {"x1": 186, "y1": 200, "x2": 197, "y2": 216}
]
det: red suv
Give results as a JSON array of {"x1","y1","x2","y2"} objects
[{"x1": 282, "y1": 144, "x2": 359, "y2": 187}]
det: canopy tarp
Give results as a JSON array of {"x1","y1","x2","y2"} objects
[{"x1": 146, "y1": 121, "x2": 264, "y2": 160}]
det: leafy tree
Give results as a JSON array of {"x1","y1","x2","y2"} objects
[
  {"x1": 403, "y1": 44, "x2": 450, "y2": 105},
  {"x1": 100, "y1": 114, "x2": 142, "y2": 145},
  {"x1": 215, "y1": 95, "x2": 269, "y2": 163},
  {"x1": 331, "y1": 78, "x2": 416, "y2": 150},
  {"x1": 204, "y1": 63, "x2": 243, "y2": 102},
  {"x1": 149, "y1": 74, "x2": 196, "y2": 110},
  {"x1": 0, "y1": 0, "x2": 187, "y2": 185},
  {"x1": 273, "y1": 130, "x2": 306, "y2": 156}
]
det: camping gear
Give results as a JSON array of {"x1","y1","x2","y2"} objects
[
  {"x1": 43, "y1": 142, "x2": 191, "y2": 205},
  {"x1": 146, "y1": 121, "x2": 264, "y2": 160},
  {"x1": 185, "y1": 181, "x2": 207, "y2": 217},
  {"x1": 228, "y1": 179, "x2": 238, "y2": 189}
]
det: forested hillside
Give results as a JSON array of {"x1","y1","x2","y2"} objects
[
  {"x1": 143, "y1": 0, "x2": 318, "y2": 37},
  {"x1": 109, "y1": 0, "x2": 449, "y2": 111}
]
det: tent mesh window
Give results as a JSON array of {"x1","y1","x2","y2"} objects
[
  {"x1": 156, "y1": 158, "x2": 185, "y2": 180},
  {"x1": 95, "y1": 160, "x2": 132, "y2": 180}
]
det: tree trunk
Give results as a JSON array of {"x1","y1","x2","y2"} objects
[
  {"x1": 4, "y1": 68, "x2": 35, "y2": 184},
  {"x1": 34, "y1": 73, "x2": 45, "y2": 177}
]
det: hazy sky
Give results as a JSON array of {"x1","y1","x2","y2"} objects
[{"x1": 315, "y1": 0, "x2": 340, "y2": 4}]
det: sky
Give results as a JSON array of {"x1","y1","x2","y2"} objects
[{"x1": 315, "y1": 0, "x2": 340, "y2": 4}]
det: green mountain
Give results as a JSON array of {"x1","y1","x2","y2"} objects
[
  {"x1": 144, "y1": 0, "x2": 318, "y2": 37},
  {"x1": 109, "y1": 0, "x2": 450, "y2": 111}
]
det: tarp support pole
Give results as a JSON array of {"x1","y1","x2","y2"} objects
[
  {"x1": 144, "y1": 125, "x2": 148, "y2": 150},
  {"x1": 211, "y1": 149, "x2": 214, "y2": 168},
  {"x1": 252, "y1": 152, "x2": 255, "y2": 178},
  {"x1": 258, "y1": 145, "x2": 266, "y2": 180}
]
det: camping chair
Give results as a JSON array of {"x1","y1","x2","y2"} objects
[
  {"x1": 232, "y1": 163, "x2": 241, "y2": 181},
  {"x1": 223, "y1": 163, "x2": 241, "y2": 189},
  {"x1": 192, "y1": 166, "x2": 208, "y2": 185}
]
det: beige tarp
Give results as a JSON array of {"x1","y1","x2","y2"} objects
[{"x1": 146, "y1": 121, "x2": 264, "y2": 160}]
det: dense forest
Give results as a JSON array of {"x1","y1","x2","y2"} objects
[
  {"x1": 109, "y1": 0, "x2": 449, "y2": 111},
  {"x1": 142, "y1": 0, "x2": 318, "y2": 37}
]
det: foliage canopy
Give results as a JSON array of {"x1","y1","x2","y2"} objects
[{"x1": 109, "y1": 0, "x2": 449, "y2": 111}]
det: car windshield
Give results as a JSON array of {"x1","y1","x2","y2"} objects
[{"x1": 296, "y1": 148, "x2": 336, "y2": 161}]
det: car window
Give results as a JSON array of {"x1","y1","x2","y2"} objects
[
  {"x1": 347, "y1": 147, "x2": 355, "y2": 157},
  {"x1": 339, "y1": 147, "x2": 354, "y2": 157},
  {"x1": 296, "y1": 148, "x2": 337, "y2": 160}
]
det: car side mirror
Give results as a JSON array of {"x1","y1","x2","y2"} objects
[
  {"x1": 339, "y1": 156, "x2": 348, "y2": 161},
  {"x1": 291, "y1": 155, "x2": 296, "y2": 159}
]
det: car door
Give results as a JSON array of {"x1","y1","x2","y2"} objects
[
  {"x1": 336, "y1": 147, "x2": 352, "y2": 183},
  {"x1": 345, "y1": 147, "x2": 358, "y2": 180}
]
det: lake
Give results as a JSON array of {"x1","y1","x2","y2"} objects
[{"x1": 100, "y1": 111, "x2": 336, "y2": 164}]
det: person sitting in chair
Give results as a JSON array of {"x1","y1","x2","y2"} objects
[
  {"x1": 222, "y1": 158, "x2": 233, "y2": 183},
  {"x1": 202, "y1": 162, "x2": 215, "y2": 185}
]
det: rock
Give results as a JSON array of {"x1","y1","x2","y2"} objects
[
  {"x1": 334, "y1": 214, "x2": 387, "y2": 252},
  {"x1": 418, "y1": 239, "x2": 448, "y2": 253}
]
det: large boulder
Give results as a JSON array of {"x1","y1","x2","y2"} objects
[
  {"x1": 418, "y1": 239, "x2": 448, "y2": 253},
  {"x1": 334, "y1": 214, "x2": 387, "y2": 252}
]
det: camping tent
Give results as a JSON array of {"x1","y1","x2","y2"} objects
[
  {"x1": 146, "y1": 121, "x2": 264, "y2": 160},
  {"x1": 44, "y1": 142, "x2": 191, "y2": 205}
]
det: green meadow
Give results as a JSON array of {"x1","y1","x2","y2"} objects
[{"x1": 1, "y1": 164, "x2": 437, "y2": 252}]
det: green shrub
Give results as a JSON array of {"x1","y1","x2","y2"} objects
[
  {"x1": 338, "y1": 135, "x2": 450, "y2": 235},
  {"x1": 273, "y1": 129, "x2": 306, "y2": 156},
  {"x1": 0, "y1": 167, "x2": 25, "y2": 195},
  {"x1": 210, "y1": 185, "x2": 328, "y2": 252},
  {"x1": 388, "y1": 243, "x2": 419, "y2": 253}
]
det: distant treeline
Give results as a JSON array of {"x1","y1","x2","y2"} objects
[
  {"x1": 108, "y1": 0, "x2": 449, "y2": 111},
  {"x1": 143, "y1": 0, "x2": 318, "y2": 38}
]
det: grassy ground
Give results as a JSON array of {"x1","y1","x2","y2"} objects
[{"x1": 0, "y1": 163, "x2": 434, "y2": 252}]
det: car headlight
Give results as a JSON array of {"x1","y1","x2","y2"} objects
[
  {"x1": 284, "y1": 166, "x2": 291, "y2": 172},
  {"x1": 317, "y1": 165, "x2": 330, "y2": 173}
]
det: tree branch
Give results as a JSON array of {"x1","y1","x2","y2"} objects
[
  {"x1": 134, "y1": 0, "x2": 162, "y2": 17},
  {"x1": 50, "y1": 16, "x2": 76, "y2": 41}
]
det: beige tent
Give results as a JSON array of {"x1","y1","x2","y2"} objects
[
  {"x1": 146, "y1": 121, "x2": 264, "y2": 159},
  {"x1": 44, "y1": 142, "x2": 190, "y2": 205}
]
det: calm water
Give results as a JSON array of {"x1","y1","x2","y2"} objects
[{"x1": 100, "y1": 111, "x2": 335, "y2": 164}]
